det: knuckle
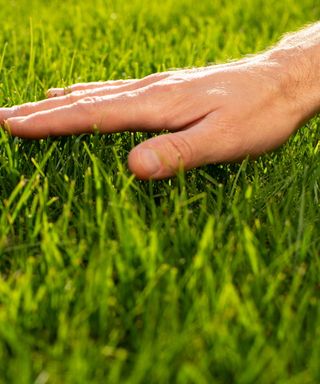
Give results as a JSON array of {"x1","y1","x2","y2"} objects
[
  {"x1": 74, "y1": 96, "x2": 101, "y2": 115},
  {"x1": 165, "y1": 134, "x2": 194, "y2": 168},
  {"x1": 157, "y1": 80, "x2": 181, "y2": 94},
  {"x1": 144, "y1": 81, "x2": 188, "y2": 129},
  {"x1": 139, "y1": 87, "x2": 169, "y2": 128},
  {"x1": 147, "y1": 77, "x2": 187, "y2": 97},
  {"x1": 65, "y1": 92, "x2": 84, "y2": 104},
  {"x1": 72, "y1": 90, "x2": 87, "y2": 98}
]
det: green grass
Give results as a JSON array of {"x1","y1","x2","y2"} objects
[{"x1": 0, "y1": 0, "x2": 320, "y2": 383}]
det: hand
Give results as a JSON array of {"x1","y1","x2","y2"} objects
[{"x1": 0, "y1": 50, "x2": 315, "y2": 180}]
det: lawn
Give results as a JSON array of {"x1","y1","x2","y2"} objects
[{"x1": 0, "y1": 0, "x2": 320, "y2": 383}]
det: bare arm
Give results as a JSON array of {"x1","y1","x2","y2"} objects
[{"x1": 1, "y1": 22, "x2": 320, "y2": 180}]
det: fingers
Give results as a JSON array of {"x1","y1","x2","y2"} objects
[
  {"x1": 4, "y1": 90, "x2": 165, "y2": 139},
  {"x1": 46, "y1": 73, "x2": 170, "y2": 98},
  {"x1": 0, "y1": 86, "x2": 137, "y2": 122},
  {"x1": 0, "y1": 73, "x2": 171, "y2": 124},
  {"x1": 1, "y1": 72, "x2": 212, "y2": 139},
  {"x1": 0, "y1": 96, "x2": 84, "y2": 123},
  {"x1": 47, "y1": 79, "x2": 138, "y2": 98}
]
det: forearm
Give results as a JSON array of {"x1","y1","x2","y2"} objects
[{"x1": 268, "y1": 22, "x2": 320, "y2": 119}]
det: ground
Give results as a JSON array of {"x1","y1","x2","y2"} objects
[{"x1": 0, "y1": 0, "x2": 319, "y2": 383}]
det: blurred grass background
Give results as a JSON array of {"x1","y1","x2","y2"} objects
[{"x1": 0, "y1": 0, "x2": 320, "y2": 383}]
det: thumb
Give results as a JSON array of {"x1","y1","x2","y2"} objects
[{"x1": 128, "y1": 122, "x2": 214, "y2": 180}]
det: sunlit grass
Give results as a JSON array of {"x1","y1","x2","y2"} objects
[{"x1": 0, "y1": 0, "x2": 319, "y2": 383}]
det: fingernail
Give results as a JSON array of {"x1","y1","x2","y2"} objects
[
  {"x1": 2, "y1": 120, "x2": 11, "y2": 135},
  {"x1": 46, "y1": 88, "x2": 61, "y2": 98},
  {"x1": 64, "y1": 87, "x2": 72, "y2": 95},
  {"x1": 138, "y1": 148, "x2": 161, "y2": 176}
]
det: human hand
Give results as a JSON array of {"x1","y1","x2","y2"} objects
[{"x1": 0, "y1": 49, "x2": 317, "y2": 179}]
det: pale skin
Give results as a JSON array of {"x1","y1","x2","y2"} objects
[{"x1": 0, "y1": 23, "x2": 320, "y2": 180}]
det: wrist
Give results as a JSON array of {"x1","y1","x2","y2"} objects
[{"x1": 267, "y1": 34, "x2": 320, "y2": 121}]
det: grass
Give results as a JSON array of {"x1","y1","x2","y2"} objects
[{"x1": 0, "y1": 0, "x2": 320, "y2": 383}]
